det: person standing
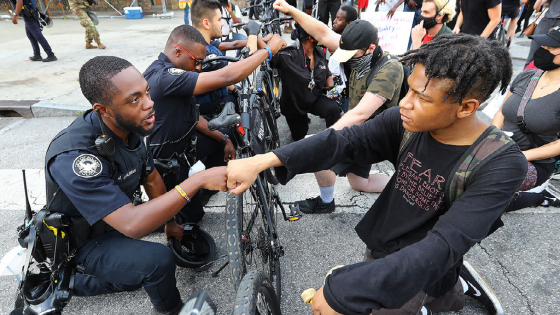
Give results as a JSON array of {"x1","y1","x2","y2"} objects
[
  {"x1": 10, "y1": 0, "x2": 57, "y2": 62},
  {"x1": 70, "y1": 0, "x2": 106, "y2": 49},
  {"x1": 318, "y1": 0, "x2": 342, "y2": 26},
  {"x1": 452, "y1": 0, "x2": 502, "y2": 38}
]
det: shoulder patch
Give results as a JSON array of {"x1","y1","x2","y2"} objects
[
  {"x1": 73, "y1": 154, "x2": 103, "y2": 178},
  {"x1": 168, "y1": 68, "x2": 186, "y2": 76}
]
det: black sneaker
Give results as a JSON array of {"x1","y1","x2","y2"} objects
[
  {"x1": 29, "y1": 55, "x2": 42, "y2": 61},
  {"x1": 42, "y1": 55, "x2": 57, "y2": 62},
  {"x1": 294, "y1": 196, "x2": 335, "y2": 214},
  {"x1": 154, "y1": 301, "x2": 183, "y2": 315},
  {"x1": 541, "y1": 190, "x2": 560, "y2": 207},
  {"x1": 460, "y1": 261, "x2": 504, "y2": 315}
]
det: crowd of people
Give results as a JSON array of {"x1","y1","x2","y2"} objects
[{"x1": 7, "y1": 0, "x2": 560, "y2": 314}]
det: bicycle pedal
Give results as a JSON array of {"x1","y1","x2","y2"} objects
[{"x1": 287, "y1": 204, "x2": 302, "y2": 221}]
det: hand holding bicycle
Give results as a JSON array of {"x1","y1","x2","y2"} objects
[
  {"x1": 244, "y1": 20, "x2": 262, "y2": 36},
  {"x1": 267, "y1": 34, "x2": 287, "y2": 54}
]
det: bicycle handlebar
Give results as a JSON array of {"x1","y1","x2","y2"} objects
[{"x1": 201, "y1": 55, "x2": 241, "y2": 65}]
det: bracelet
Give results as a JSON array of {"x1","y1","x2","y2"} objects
[
  {"x1": 263, "y1": 46, "x2": 272, "y2": 61},
  {"x1": 175, "y1": 185, "x2": 191, "y2": 203},
  {"x1": 221, "y1": 134, "x2": 230, "y2": 144}
]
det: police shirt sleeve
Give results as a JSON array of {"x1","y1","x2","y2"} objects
[
  {"x1": 49, "y1": 151, "x2": 132, "y2": 226},
  {"x1": 160, "y1": 68, "x2": 200, "y2": 97},
  {"x1": 366, "y1": 60, "x2": 403, "y2": 102}
]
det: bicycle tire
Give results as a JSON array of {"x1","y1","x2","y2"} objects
[
  {"x1": 226, "y1": 186, "x2": 282, "y2": 302},
  {"x1": 233, "y1": 270, "x2": 281, "y2": 315}
]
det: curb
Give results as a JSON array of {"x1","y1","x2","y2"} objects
[{"x1": 31, "y1": 103, "x2": 85, "y2": 117}]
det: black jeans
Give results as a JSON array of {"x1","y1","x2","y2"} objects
[
  {"x1": 23, "y1": 15, "x2": 54, "y2": 57},
  {"x1": 284, "y1": 95, "x2": 341, "y2": 141},
  {"x1": 72, "y1": 231, "x2": 181, "y2": 312},
  {"x1": 318, "y1": 0, "x2": 341, "y2": 26}
]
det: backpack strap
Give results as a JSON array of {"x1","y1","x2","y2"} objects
[
  {"x1": 396, "y1": 129, "x2": 416, "y2": 162},
  {"x1": 365, "y1": 55, "x2": 390, "y2": 89},
  {"x1": 445, "y1": 125, "x2": 516, "y2": 207}
]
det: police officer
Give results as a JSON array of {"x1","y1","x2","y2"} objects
[
  {"x1": 11, "y1": 0, "x2": 57, "y2": 62},
  {"x1": 69, "y1": 0, "x2": 106, "y2": 49},
  {"x1": 143, "y1": 25, "x2": 285, "y2": 223},
  {"x1": 45, "y1": 56, "x2": 227, "y2": 315}
]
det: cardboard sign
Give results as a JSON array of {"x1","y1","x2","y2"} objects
[{"x1": 360, "y1": 11, "x2": 415, "y2": 55}]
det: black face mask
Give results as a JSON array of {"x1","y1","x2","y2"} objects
[
  {"x1": 534, "y1": 47, "x2": 560, "y2": 71},
  {"x1": 417, "y1": 15, "x2": 438, "y2": 30}
]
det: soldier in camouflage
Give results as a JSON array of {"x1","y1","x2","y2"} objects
[{"x1": 70, "y1": 0, "x2": 105, "y2": 49}]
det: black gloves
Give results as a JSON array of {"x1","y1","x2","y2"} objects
[{"x1": 244, "y1": 20, "x2": 261, "y2": 36}]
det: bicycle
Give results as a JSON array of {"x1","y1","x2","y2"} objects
[
  {"x1": 232, "y1": 270, "x2": 281, "y2": 315},
  {"x1": 242, "y1": 0, "x2": 282, "y2": 35},
  {"x1": 205, "y1": 48, "x2": 302, "y2": 302}
]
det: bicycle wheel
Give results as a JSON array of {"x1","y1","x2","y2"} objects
[
  {"x1": 233, "y1": 270, "x2": 281, "y2": 315},
  {"x1": 226, "y1": 183, "x2": 282, "y2": 301}
]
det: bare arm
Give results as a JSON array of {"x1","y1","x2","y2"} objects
[
  {"x1": 143, "y1": 168, "x2": 166, "y2": 199},
  {"x1": 11, "y1": 0, "x2": 23, "y2": 24},
  {"x1": 103, "y1": 167, "x2": 227, "y2": 239},
  {"x1": 453, "y1": 10, "x2": 463, "y2": 33},
  {"x1": 524, "y1": 139, "x2": 560, "y2": 161},
  {"x1": 273, "y1": 0, "x2": 341, "y2": 52},
  {"x1": 226, "y1": 3, "x2": 242, "y2": 24},
  {"x1": 387, "y1": 0, "x2": 406, "y2": 17},
  {"x1": 480, "y1": 3, "x2": 502, "y2": 38},
  {"x1": 534, "y1": 0, "x2": 547, "y2": 10},
  {"x1": 331, "y1": 92, "x2": 386, "y2": 129},
  {"x1": 490, "y1": 91, "x2": 512, "y2": 129}
]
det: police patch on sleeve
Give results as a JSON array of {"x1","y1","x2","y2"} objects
[
  {"x1": 73, "y1": 154, "x2": 103, "y2": 178},
  {"x1": 168, "y1": 68, "x2": 186, "y2": 75}
]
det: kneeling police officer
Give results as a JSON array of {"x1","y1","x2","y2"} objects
[{"x1": 42, "y1": 56, "x2": 227, "y2": 315}]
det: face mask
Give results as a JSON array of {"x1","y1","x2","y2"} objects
[
  {"x1": 534, "y1": 47, "x2": 560, "y2": 71},
  {"x1": 417, "y1": 15, "x2": 438, "y2": 30}
]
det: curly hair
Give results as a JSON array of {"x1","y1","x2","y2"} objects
[
  {"x1": 400, "y1": 34, "x2": 512, "y2": 104},
  {"x1": 79, "y1": 56, "x2": 133, "y2": 106},
  {"x1": 425, "y1": 0, "x2": 455, "y2": 23}
]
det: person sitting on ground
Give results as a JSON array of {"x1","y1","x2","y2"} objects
[
  {"x1": 143, "y1": 25, "x2": 285, "y2": 224},
  {"x1": 272, "y1": 23, "x2": 341, "y2": 141},
  {"x1": 410, "y1": 0, "x2": 455, "y2": 50},
  {"x1": 493, "y1": 26, "x2": 560, "y2": 211},
  {"x1": 524, "y1": 0, "x2": 560, "y2": 67},
  {"x1": 274, "y1": 0, "x2": 403, "y2": 213},
  {"x1": 452, "y1": 0, "x2": 502, "y2": 38},
  {"x1": 43, "y1": 56, "x2": 227, "y2": 315},
  {"x1": 226, "y1": 33, "x2": 526, "y2": 315}
]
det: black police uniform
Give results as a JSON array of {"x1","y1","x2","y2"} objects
[
  {"x1": 272, "y1": 41, "x2": 341, "y2": 141},
  {"x1": 45, "y1": 110, "x2": 181, "y2": 312},
  {"x1": 10, "y1": 0, "x2": 55, "y2": 58},
  {"x1": 144, "y1": 53, "x2": 205, "y2": 223}
]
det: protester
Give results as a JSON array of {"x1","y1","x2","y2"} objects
[
  {"x1": 70, "y1": 0, "x2": 105, "y2": 49},
  {"x1": 525, "y1": 0, "x2": 560, "y2": 67},
  {"x1": 375, "y1": 0, "x2": 404, "y2": 12},
  {"x1": 452, "y1": 0, "x2": 502, "y2": 38},
  {"x1": 501, "y1": 0, "x2": 522, "y2": 47},
  {"x1": 41, "y1": 56, "x2": 227, "y2": 315},
  {"x1": 226, "y1": 33, "x2": 524, "y2": 315},
  {"x1": 410, "y1": 0, "x2": 455, "y2": 49},
  {"x1": 318, "y1": 0, "x2": 341, "y2": 25},
  {"x1": 387, "y1": 0, "x2": 423, "y2": 48},
  {"x1": 10, "y1": 0, "x2": 57, "y2": 62},
  {"x1": 493, "y1": 26, "x2": 560, "y2": 211},
  {"x1": 221, "y1": 0, "x2": 246, "y2": 43},
  {"x1": 516, "y1": 0, "x2": 535, "y2": 36},
  {"x1": 273, "y1": 24, "x2": 341, "y2": 141},
  {"x1": 273, "y1": 0, "x2": 403, "y2": 213},
  {"x1": 143, "y1": 25, "x2": 285, "y2": 224}
]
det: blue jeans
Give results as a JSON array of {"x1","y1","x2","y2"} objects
[
  {"x1": 184, "y1": 4, "x2": 190, "y2": 24},
  {"x1": 404, "y1": 4, "x2": 421, "y2": 50},
  {"x1": 23, "y1": 15, "x2": 54, "y2": 57}
]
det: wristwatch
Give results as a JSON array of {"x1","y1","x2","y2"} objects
[{"x1": 221, "y1": 134, "x2": 230, "y2": 144}]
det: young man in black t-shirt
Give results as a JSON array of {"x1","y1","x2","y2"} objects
[
  {"x1": 453, "y1": 0, "x2": 502, "y2": 38},
  {"x1": 226, "y1": 34, "x2": 525, "y2": 315}
]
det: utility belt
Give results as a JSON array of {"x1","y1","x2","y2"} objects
[
  {"x1": 196, "y1": 88, "x2": 228, "y2": 105},
  {"x1": 154, "y1": 136, "x2": 198, "y2": 191}
]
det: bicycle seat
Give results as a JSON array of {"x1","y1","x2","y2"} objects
[{"x1": 208, "y1": 102, "x2": 241, "y2": 131}]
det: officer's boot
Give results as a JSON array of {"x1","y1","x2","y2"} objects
[
  {"x1": 86, "y1": 40, "x2": 98, "y2": 49},
  {"x1": 95, "y1": 39, "x2": 106, "y2": 49}
]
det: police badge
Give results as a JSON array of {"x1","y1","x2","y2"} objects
[
  {"x1": 73, "y1": 154, "x2": 103, "y2": 178},
  {"x1": 168, "y1": 68, "x2": 186, "y2": 76}
]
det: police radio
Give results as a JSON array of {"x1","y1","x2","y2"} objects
[{"x1": 94, "y1": 109, "x2": 115, "y2": 166}]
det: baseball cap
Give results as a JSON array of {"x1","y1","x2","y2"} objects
[
  {"x1": 331, "y1": 20, "x2": 379, "y2": 63},
  {"x1": 529, "y1": 26, "x2": 560, "y2": 47}
]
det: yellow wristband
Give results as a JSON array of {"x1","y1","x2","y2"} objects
[{"x1": 175, "y1": 185, "x2": 191, "y2": 203}]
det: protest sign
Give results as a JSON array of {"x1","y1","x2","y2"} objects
[{"x1": 361, "y1": 11, "x2": 415, "y2": 55}]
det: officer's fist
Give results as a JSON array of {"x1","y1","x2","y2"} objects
[
  {"x1": 267, "y1": 34, "x2": 287, "y2": 54},
  {"x1": 244, "y1": 20, "x2": 261, "y2": 36},
  {"x1": 200, "y1": 166, "x2": 228, "y2": 192}
]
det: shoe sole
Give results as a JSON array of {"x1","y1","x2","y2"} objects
[{"x1": 463, "y1": 261, "x2": 504, "y2": 315}]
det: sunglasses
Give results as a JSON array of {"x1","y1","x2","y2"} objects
[{"x1": 174, "y1": 45, "x2": 204, "y2": 66}]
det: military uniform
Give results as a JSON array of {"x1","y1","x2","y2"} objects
[
  {"x1": 69, "y1": 0, "x2": 104, "y2": 48},
  {"x1": 45, "y1": 110, "x2": 181, "y2": 312}
]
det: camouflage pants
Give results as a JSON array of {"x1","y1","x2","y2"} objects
[{"x1": 73, "y1": 8, "x2": 99, "y2": 42}]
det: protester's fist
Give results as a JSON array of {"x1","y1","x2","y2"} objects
[
  {"x1": 267, "y1": 34, "x2": 287, "y2": 54},
  {"x1": 273, "y1": 0, "x2": 292, "y2": 14},
  {"x1": 200, "y1": 166, "x2": 228, "y2": 191},
  {"x1": 226, "y1": 158, "x2": 260, "y2": 195},
  {"x1": 244, "y1": 20, "x2": 261, "y2": 36}
]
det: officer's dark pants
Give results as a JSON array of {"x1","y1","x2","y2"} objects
[
  {"x1": 318, "y1": 0, "x2": 341, "y2": 26},
  {"x1": 71, "y1": 231, "x2": 181, "y2": 312},
  {"x1": 284, "y1": 94, "x2": 341, "y2": 141},
  {"x1": 23, "y1": 15, "x2": 54, "y2": 57}
]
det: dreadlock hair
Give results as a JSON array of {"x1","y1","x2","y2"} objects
[
  {"x1": 400, "y1": 34, "x2": 512, "y2": 104},
  {"x1": 191, "y1": 0, "x2": 222, "y2": 28},
  {"x1": 166, "y1": 24, "x2": 207, "y2": 50},
  {"x1": 79, "y1": 56, "x2": 133, "y2": 106},
  {"x1": 340, "y1": 5, "x2": 358, "y2": 23}
]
